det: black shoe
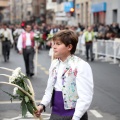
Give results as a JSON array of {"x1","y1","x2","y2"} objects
[
  {"x1": 30, "y1": 73, "x2": 34, "y2": 77},
  {"x1": 86, "y1": 58, "x2": 89, "y2": 61},
  {"x1": 4, "y1": 59, "x2": 7, "y2": 62},
  {"x1": 91, "y1": 58, "x2": 94, "y2": 62}
]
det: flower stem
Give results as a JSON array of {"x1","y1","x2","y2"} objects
[
  {"x1": 0, "y1": 74, "x2": 10, "y2": 78},
  {"x1": 0, "y1": 82, "x2": 42, "y2": 120}
]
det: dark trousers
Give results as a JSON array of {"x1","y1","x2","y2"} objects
[
  {"x1": 85, "y1": 42, "x2": 94, "y2": 61},
  {"x1": 2, "y1": 40, "x2": 11, "y2": 61},
  {"x1": 14, "y1": 37, "x2": 18, "y2": 52},
  {"x1": 50, "y1": 90, "x2": 88, "y2": 120},
  {"x1": 50, "y1": 112, "x2": 88, "y2": 120},
  {"x1": 23, "y1": 47, "x2": 35, "y2": 76}
]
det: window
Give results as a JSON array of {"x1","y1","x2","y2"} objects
[{"x1": 113, "y1": 9, "x2": 117, "y2": 23}]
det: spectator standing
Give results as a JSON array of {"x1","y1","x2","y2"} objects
[{"x1": 83, "y1": 26, "x2": 95, "y2": 61}]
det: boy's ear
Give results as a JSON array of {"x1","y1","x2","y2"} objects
[{"x1": 68, "y1": 44, "x2": 73, "y2": 51}]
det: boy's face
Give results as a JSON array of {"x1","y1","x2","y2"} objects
[{"x1": 53, "y1": 39, "x2": 72, "y2": 61}]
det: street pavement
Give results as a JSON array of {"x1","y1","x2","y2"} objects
[{"x1": 0, "y1": 48, "x2": 120, "y2": 120}]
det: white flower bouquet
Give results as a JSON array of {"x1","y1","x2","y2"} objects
[
  {"x1": 0, "y1": 67, "x2": 42, "y2": 120},
  {"x1": 34, "y1": 31, "x2": 43, "y2": 43},
  {"x1": 0, "y1": 33, "x2": 4, "y2": 39}
]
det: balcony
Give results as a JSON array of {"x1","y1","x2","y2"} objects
[{"x1": 0, "y1": 0, "x2": 9, "y2": 10}]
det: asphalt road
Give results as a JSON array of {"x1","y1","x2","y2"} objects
[{"x1": 0, "y1": 48, "x2": 120, "y2": 120}]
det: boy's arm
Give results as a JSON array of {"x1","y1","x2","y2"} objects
[
  {"x1": 17, "y1": 34, "x2": 23, "y2": 53},
  {"x1": 73, "y1": 60, "x2": 94, "y2": 119},
  {"x1": 40, "y1": 60, "x2": 57, "y2": 107}
]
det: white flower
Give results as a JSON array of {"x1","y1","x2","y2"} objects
[
  {"x1": 9, "y1": 76, "x2": 16, "y2": 83},
  {"x1": 9, "y1": 67, "x2": 22, "y2": 83},
  {"x1": 13, "y1": 87, "x2": 18, "y2": 95},
  {"x1": 36, "y1": 35, "x2": 39, "y2": 38},
  {"x1": 36, "y1": 31, "x2": 40, "y2": 34},
  {"x1": 12, "y1": 67, "x2": 21, "y2": 76}
]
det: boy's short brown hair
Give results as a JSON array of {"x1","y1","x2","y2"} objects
[{"x1": 53, "y1": 30, "x2": 78, "y2": 54}]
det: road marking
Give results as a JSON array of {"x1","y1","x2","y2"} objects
[
  {"x1": 40, "y1": 67, "x2": 46, "y2": 71},
  {"x1": 3, "y1": 112, "x2": 50, "y2": 120},
  {"x1": 37, "y1": 64, "x2": 41, "y2": 67},
  {"x1": 44, "y1": 71, "x2": 49, "y2": 75},
  {"x1": 90, "y1": 110, "x2": 103, "y2": 118},
  {"x1": 0, "y1": 100, "x2": 41, "y2": 104},
  {"x1": 3, "y1": 115, "x2": 22, "y2": 120},
  {"x1": 37, "y1": 63, "x2": 49, "y2": 75}
]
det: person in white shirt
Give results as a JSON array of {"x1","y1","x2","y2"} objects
[
  {"x1": 0, "y1": 23, "x2": 14, "y2": 62},
  {"x1": 13, "y1": 24, "x2": 24, "y2": 52},
  {"x1": 17, "y1": 24, "x2": 35, "y2": 77},
  {"x1": 35, "y1": 30, "x2": 94, "y2": 120}
]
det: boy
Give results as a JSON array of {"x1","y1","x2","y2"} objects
[{"x1": 35, "y1": 30, "x2": 94, "y2": 120}]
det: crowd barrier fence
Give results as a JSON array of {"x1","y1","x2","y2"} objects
[{"x1": 93, "y1": 39, "x2": 120, "y2": 66}]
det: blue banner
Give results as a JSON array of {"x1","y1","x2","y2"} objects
[
  {"x1": 91, "y1": 2, "x2": 107, "y2": 13},
  {"x1": 64, "y1": 1, "x2": 74, "y2": 12}
]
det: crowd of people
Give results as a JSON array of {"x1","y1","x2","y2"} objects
[{"x1": 0, "y1": 22, "x2": 120, "y2": 62}]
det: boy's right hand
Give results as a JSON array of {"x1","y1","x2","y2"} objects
[{"x1": 34, "y1": 105, "x2": 44, "y2": 117}]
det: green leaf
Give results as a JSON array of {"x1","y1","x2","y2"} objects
[
  {"x1": 23, "y1": 82, "x2": 28, "y2": 91},
  {"x1": 26, "y1": 102, "x2": 34, "y2": 115},
  {"x1": 0, "y1": 89, "x2": 16, "y2": 100},
  {"x1": 16, "y1": 89, "x2": 24, "y2": 96},
  {"x1": 25, "y1": 96, "x2": 29, "y2": 103},
  {"x1": 21, "y1": 99, "x2": 27, "y2": 117}
]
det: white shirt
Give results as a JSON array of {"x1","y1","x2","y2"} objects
[
  {"x1": 17, "y1": 32, "x2": 32, "y2": 51},
  {"x1": 54, "y1": 60, "x2": 66, "y2": 91},
  {"x1": 0, "y1": 28, "x2": 14, "y2": 44},
  {"x1": 41, "y1": 57, "x2": 94, "y2": 120},
  {"x1": 13, "y1": 28, "x2": 24, "y2": 36}
]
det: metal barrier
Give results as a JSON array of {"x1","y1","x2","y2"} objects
[
  {"x1": 93, "y1": 39, "x2": 120, "y2": 65},
  {"x1": 0, "y1": 42, "x2": 2, "y2": 56}
]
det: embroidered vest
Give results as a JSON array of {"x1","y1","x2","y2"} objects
[{"x1": 22, "y1": 32, "x2": 34, "y2": 48}]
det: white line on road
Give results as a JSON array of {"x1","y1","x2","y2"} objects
[
  {"x1": 40, "y1": 67, "x2": 46, "y2": 71},
  {"x1": 44, "y1": 71, "x2": 49, "y2": 75},
  {"x1": 3, "y1": 115, "x2": 22, "y2": 120},
  {"x1": 90, "y1": 110, "x2": 103, "y2": 118},
  {"x1": 0, "y1": 100, "x2": 41, "y2": 104},
  {"x1": 3, "y1": 112, "x2": 50, "y2": 120}
]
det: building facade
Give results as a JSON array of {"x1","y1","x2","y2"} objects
[
  {"x1": 46, "y1": 0, "x2": 56, "y2": 24},
  {"x1": 9, "y1": 0, "x2": 46, "y2": 24},
  {"x1": 75, "y1": 0, "x2": 91, "y2": 26},
  {"x1": 91, "y1": 0, "x2": 120, "y2": 25},
  {"x1": 0, "y1": 0, "x2": 9, "y2": 22},
  {"x1": 54, "y1": 0, "x2": 77, "y2": 26},
  {"x1": 10, "y1": 0, "x2": 33, "y2": 24},
  {"x1": 32, "y1": 0, "x2": 46, "y2": 24}
]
